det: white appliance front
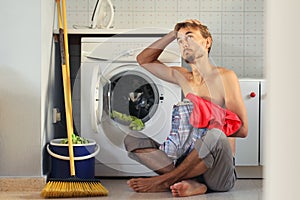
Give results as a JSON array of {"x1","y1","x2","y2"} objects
[
  {"x1": 80, "y1": 37, "x2": 182, "y2": 176},
  {"x1": 235, "y1": 80, "x2": 260, "y2": 166}
]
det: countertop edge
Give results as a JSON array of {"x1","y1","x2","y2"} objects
[{"x1": 53, "y1": 28, "x2": 172, "y2": 35}]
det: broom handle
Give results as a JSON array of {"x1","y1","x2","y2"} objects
[
  {"x1": 57, "y1": 0, "x2": 76, "y2": 176},
  {"x1": 56, "y1": 0, "x2": 63, "y2": 30}
]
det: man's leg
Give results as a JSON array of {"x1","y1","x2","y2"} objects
[
  {"x1": 124, "y1": 132, "x2": 208, "y2": 193},
  {"x1": 127, "y1": 148, "x2": 208, "y2": 192},
  {"x1": 127, "y1": 129, "x2": 236, "y2": 195},
  {"x1": 132, "y1": 148, "x2": 175, "y2": 174},
  {"x1": 170, "y1": 128, "x2": 236, "y2": 197},
  {"x1": 124, "y1": 132, "x2": 175, "y2": 174}
]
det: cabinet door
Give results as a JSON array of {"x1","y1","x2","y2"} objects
[
  {"x1": 260, "y1": 80, "x2": 266, "y2": 165},
  {"x1": 235, "y1": 81, "x2": 260, "y2": 166}
]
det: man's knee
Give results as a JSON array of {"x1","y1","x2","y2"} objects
[
  {"x1": 123, "y1": 132, "x2": 159, "y2": 152},
  {"x1": 124, "y1": 135, "x2": 132, "y2": 151},
  {"x1": 124, "y1": 133, "x2": 144, "y2": 152}
]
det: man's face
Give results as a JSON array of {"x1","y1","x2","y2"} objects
[{"x1": 176, "y1": 27, "x2": 210, "y2": 63}]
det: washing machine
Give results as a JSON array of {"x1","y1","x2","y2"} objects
[{"x1": 80, "y1": 37, "x2": 182, "y2": 176}]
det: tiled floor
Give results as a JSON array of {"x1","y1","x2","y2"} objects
[{"x1": 0, "y1": 178, "x2": 263, "y2": 200}]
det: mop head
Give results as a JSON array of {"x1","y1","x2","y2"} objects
[{"x1": 41, "y1": 178, "x2": 109, "y2": 198}]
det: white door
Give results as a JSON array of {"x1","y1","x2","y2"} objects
[
  {"x1": 235, "y1": 80, "x2": 260, "y2": 166},
  {"x1": 260, "y1": 80, "x2": 266, "y2": 165}
]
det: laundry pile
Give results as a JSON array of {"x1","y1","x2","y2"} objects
[{"x1": 111, "y1": 110, "x2": 145, "y2": 131}]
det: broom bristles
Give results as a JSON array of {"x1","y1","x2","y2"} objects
[{"x1": 41, "y1": 180, "x2": 109, "y2": 198}]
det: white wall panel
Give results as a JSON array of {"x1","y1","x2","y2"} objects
[{"x1": 64, "y1": 0, "x2": 265, "y2": 78}]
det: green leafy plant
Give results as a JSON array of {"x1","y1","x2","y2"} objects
[{"x1": 60, "y1": 134, "x2": 90, "y2": 144}]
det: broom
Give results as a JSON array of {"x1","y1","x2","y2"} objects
[{"x1": 41, "y1": 0, "x2": 108, "y2": 198}]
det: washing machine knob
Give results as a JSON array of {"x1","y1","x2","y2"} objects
[{"x1": 249, "y1": 92, "x2": 256, "y2": 98}]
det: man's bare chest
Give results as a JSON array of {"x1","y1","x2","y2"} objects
[{"x1": 187, "y1": 81, "x2": 225, "y2": 107}]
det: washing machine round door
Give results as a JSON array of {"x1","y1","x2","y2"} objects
[
  {"x1": 83, "y1": 62, "x2": 181, "y2": 174},
  {"x1": 90, "y1": 66, "x2": 105, "y2": 133},
  {"x1": 102, "y1": 65, "x2": 159, "y2": 129}
]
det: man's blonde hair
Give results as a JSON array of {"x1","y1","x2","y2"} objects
[{"x1": 174, "y1": 19, "x2": 213, "y2": 54}]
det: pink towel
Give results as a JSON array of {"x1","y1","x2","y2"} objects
[{"x1": 186, "y1": 93, "x2": 242, "y2": 136}]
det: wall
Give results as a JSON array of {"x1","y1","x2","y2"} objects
[
  {"x1": 65, "y1": 0, "x2": 265, "y2": 78},
  {"x1": 41, "y1": 0, "x2": 57, "y2": 175},
  {"x1": 264, "y1": 1, "x2": 300, "y2": 199},
  {"x1": 0, "y1": 0, "x2": 55, "y2": 176},
  {"x1": 0, "y1": 0, "x2": 265, "y2": 177}
]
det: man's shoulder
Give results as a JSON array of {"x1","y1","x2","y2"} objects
[
  {"x1": 217, "y1": 67, "x2": 238, "y2": 78},
  {"x1": 216, "y1": 67, "x2": 239, "y2": 85}
]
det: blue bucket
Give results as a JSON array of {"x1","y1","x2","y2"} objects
[{"x1": 47, "y1": 138, "x2": 99, "y2": 179}]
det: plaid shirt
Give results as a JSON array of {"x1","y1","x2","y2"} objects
[{"x1": 159, "y1": 99, "x2": 207, "y2": 160}]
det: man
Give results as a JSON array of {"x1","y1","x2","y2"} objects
[{"x1": 124, "y1": 19, "x2": 248, "y2": 197}]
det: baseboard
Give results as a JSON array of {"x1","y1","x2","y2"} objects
[
  {"x1": 236, "y1": 166, "x2": 264, "y2": 179},
  {"x1": 0, "y1": 177, "x2": 46, "y2": 192}
]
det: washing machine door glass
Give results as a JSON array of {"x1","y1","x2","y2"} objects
[{"x1": 103, "y1": 70, "x2": 159, "y2": 128}]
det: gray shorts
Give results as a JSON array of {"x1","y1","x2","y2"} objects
[
  {"x1": 124, "y1": 128, "x2": 236, "y2": 192},
  {"x1": 194, "y1": 128, "x2": 236, "y2": 191}
]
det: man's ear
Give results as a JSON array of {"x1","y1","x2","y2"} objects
[{"x1": 206, "y1": 37, "x2": 212, "y2": 49}]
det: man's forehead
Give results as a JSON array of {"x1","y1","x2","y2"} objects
[{"x1": 177, "y1": 27, "x2": 200, "y2": 37}]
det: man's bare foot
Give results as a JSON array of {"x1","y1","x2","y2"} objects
[
  {"x1": 127, "y1": 176, "x2": 170, "y2": 192},
  {"x1": 170, "y1": 180, "x2": 207, "y2": 197}
]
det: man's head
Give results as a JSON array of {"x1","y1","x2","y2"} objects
[{"x1": 174, "y1": 20, "x2": 213, "y2": 63}]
